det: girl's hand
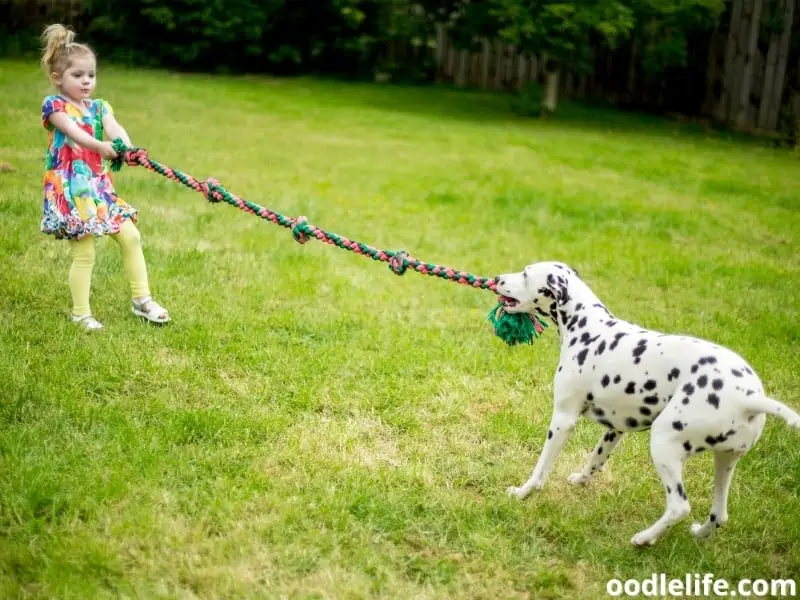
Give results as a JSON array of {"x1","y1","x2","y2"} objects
[{"x1": 97, "y1": 141, "x2": 119, "y2": 160}]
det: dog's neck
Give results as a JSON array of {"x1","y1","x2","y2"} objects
[{"x1": 542, "y1": 277, "x2": 614, "y2": 344}]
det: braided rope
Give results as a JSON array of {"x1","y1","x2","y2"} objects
[
  {"x1": 111, "y1": 139, "x2": 498, "y2": 291},
  {"x1": 110, "y1": 139, "x2": 548, "y2": 345}
]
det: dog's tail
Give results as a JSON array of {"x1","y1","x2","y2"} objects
[{"x1": 743, "y1": 395, "x2": 800, "y2": 429}]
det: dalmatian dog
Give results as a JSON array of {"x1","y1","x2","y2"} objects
[{"x1": 494, "y1": 261, "x2": 800, "y2": 546}]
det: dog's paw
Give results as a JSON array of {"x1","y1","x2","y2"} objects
[
  {"x1": 567, "y1": 472, "x2": 590, "y2": 486},
  {"x1": 690, "y1": 522, "x2": 712, "y2": 539},
  {"x1": 631, "y1": 531, "x2": 657, "y2": 547},
  {"x1": 506, "y1": 486, "x2": 525, "y2": 499}
]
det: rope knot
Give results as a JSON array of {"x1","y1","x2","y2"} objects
[
  {"x1": 200, "y1": 177, "x2": 223, "y2": 203},
  {"x1": 124, "y1": 147, "x2": 149, "y2": 167},
  {"x1": 388, "y1": 251, "x2": 409, "y2": 276},
  {"x1": 291, "y1": 216, "x2": 311, "y2": 244}
]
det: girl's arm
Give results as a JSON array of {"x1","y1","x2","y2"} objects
[
  {"x1": 102, "y1": 113, "x2": 133, "y2": 147},
  {"x1": 48, "y1": 111, "x2": 110, "y2": 154}
]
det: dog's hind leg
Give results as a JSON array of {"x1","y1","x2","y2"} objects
[
  {"x1": 507, "y1": 409, "x2": 579, "y2": 499},
  {"x1": 690, "y1": 450, "x2": 744, "y2": 539},
  {"x1": 631, "y1": 431, "x2": 691, "y2": 546},
  {"x1": 568, "y1": 430, "x2": 625, "y2": 485}
]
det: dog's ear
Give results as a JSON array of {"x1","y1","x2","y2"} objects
[{"x1": 546, "y1": 272, "x2": 571, "y2": 305}]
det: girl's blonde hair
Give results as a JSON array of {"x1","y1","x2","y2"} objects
[{"x1": 40, "y1": 24, "x2": 95, "y2": 79}]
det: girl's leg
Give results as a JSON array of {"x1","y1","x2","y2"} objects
[
  {"x1": 69, "y1": 235, "x2": 103, "y2": 330},
  {"x1": 69, "y1": 234, "x2": 95, "y2": 317},
  {"x1": 111, "y1": 219, "x2": 150, "y2": 298},
  {"x1": 111, "y1": 219, "x2": 169, "y2": 322}
]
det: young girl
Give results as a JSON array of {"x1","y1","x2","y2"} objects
[{"x1": 40, "y1": 24, "x2": 169, "y2": 330}]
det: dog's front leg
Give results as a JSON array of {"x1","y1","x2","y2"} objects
[
  {"x1": 568, "y1": 430, "x2": 625, "y2": 485},
  {"x1": 507, "y1": 409, "x2": 580, "y2": 499}
]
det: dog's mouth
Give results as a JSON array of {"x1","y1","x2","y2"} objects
[{"x1": 498, "y1": 295, "x2": 519, "y2": 308}]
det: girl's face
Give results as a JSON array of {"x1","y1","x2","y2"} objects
[{"x1": 53, "y1": 55, "x2": 97, "y2": 102}]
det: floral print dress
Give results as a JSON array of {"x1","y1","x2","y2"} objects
[{"x1": 40, "y1": 95, "x2": 137, "y2": 240}]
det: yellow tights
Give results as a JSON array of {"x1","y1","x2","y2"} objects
[{"x1": 68, "y1": 219, "x2": 151, "y2": 317}]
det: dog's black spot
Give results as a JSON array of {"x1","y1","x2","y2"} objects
[
  {"x1": 705, "y1": 435, "x2": 719, "y2": 446},
  {"x1": 731, "y1": 369, "x2": 743, "y2": 378},
  {"x1": 744, "y1": 366, "x2": 753, "y2": 375},
  {"x1": 676, "y1": 483, "x2": 686, "y2": 499},
  {"x1": 593, "y1": 407, "x2": 605, "y2": 417},
  {"x1": 710, "y1": 513, "x2": 716, "y2": 522},
  {"x1": 707, "y1": 393, "x2": 720, "y2": 409},
  {"x1": 595, "y1": 340, "x2": 607, "y2": 356},
  {"x1": 682, "y1": 397, "x2": 690, "y2": 405},
  {"x1": 712, "y1": 379, "x2": 724, "y2": 391},
  {"x1": 609, "y1": 332, "x2": 627, "y2": 350},
  {"x1": 666, "y1": 486, "x2": 672, "y2": 494},
  {"x1": 625, "y1": 417, "x2": 639, "y2": 428},
  {"x1": 598, "y1": 419, "x2": 615, "y2": 429},
  {"x1": 598, "y1": 447, "x2": 603, "y2": 455},
  {"x1": 570, "y1": 337, "x2": 578, "y2": 347},
  {"x1": 668, "y1": 368, "x2": 681, "y2": 381},
  {"x1": 699, "y1": 356, "x2": 718, "y2": 365},
  {"x1": 695, "y1": 446, "x2": 706, "y2": 453},
  {"x1": 601, "y1": 374, "x2": 610, "y2": 387},
  {"x1": 691, "y1": 364, "x2": 699, "y2": 374},
  {"x1": 613, "y1": 375, "x2": 621, "y2": 384},
  {"x1": 640, "y1": 406, "x2": 652, "y2": 416},
  {"x1": 683, "y1": 441, "x2": 692, "y2": 452},
  {"x1": 584, "y1": 335, "x2": 600, "y2": 346},
  {"x1": 557, "y1": 366, "x2": 563, "y2": 372},
  {"x1": 633, "y1": 344, "x2": 647, "y2": 360},
  {"x1": 644, "y1": 395, "x2": 660, "y2": 405},
  {"x1": 683, "y1": 383, "x2": 695, "y2": 395},
  {"x1": 576, "y1": 348, "x2": 589, "y2": 366},
  {"x1": 587, "y1": 393, "x2": 594, "y2": 401},
  {"x1": 547, "y1": 429, "x2": 553, "y2": 439},
  {"x1": 604, "y1": 431, "x2": 617, "y2": 442},
  {"x1": 726, "y1": 429, "x2": 736, "y2": 436},
  {"x1": 580, "y1": 332, "x2": 591, "y2": 344},
  {"x1": 606, "y1": 320, "x2": 617, "y2": 327},
  {"x1": 625, "y1": 381, "x2": 637, "y2": 394},
  {"x1": 559, "y1": 310, "x2": 568, "y2": 325},
  {"x1": 673, "y1": 421, "x2": 684, "y2": 431},
  {"x1": 575, "y1": 303, "x2": 583, "y2": 311},
  {"x1": 697, "y1": 375, "x2": 708, "y2": 388},
  {"x1": 577, "y1": 316, "x2": 587, "y2": 329},
  {"x1": 567, "y1": 315, "x2": 579, "y2": 330},
  {"x1": 643, "y1": 379, "x2": 657, "y2": 391},
  {"x1": 746, "y1": 390, "x2": 755, "y2": 396}
]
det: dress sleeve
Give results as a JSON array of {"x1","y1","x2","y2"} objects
[
  {"x1": 41, "y1": 95, "x2": 67, "y2": 130},
  {"x1": 97, "y1": 99, "x2": 113, "y2": 118}
]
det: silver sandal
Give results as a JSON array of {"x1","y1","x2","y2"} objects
[
  {"x1": 132, "y1": 296, "x2": 170, "y2": 324},
  {"x1": 72, "y1": 314, "x2": 104, "y2": 331}
]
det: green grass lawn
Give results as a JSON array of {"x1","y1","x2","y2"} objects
[{"x1": 1, "y1": 58, "x2": 799, "y2": 599}]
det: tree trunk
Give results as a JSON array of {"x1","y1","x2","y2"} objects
[
  {"x1": 759, "y1": 0, "x2": 782, "y2": 129},
  {"x1": 717, "y1": 0, "x2": 744, "y2": 121},
  {"x1": 764, "y1": 0, "x2": 796, "y2": 130},
  {"x1": 704, "y1": 25, "x2": 722, "y2": 116},
  {"x1": 734, "y1": 0, "x2": 764, "y2": 130},
  {"x1": 543, "y1": 67, "x2": 560, "y2": 113},
  {"x1": 626, "y1": 37, "x2": 640, "y2": 103}
]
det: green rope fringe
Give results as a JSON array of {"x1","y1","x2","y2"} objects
[{"x1": 486, "y1": 303, "x2": 548, "y2": 346}]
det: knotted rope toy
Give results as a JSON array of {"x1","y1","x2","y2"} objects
[{"x1": 110, "y1": 139, "x2": 548, "y2": 345}]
